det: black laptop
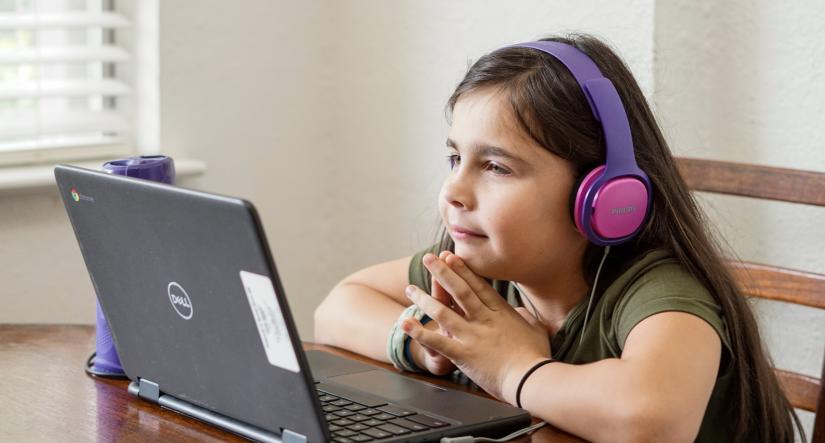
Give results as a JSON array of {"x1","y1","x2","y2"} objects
[{"x1": 55, "y1": 165, "x2": 532, "y2": 443}]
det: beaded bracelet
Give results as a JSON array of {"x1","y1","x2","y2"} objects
[
  {"x1": 386, "y1": 304, "x2": 431, "y2": 372},
  {"x1": 402, "y1": 316, "x2": 432, "y2": 372}
]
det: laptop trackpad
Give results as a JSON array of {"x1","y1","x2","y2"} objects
[
  {"x1": 306, "y1": 350, "x2": 378, "y2": 381},
  {"x1": 326, "y1": 369, "x2": 447, "y2": 403}
]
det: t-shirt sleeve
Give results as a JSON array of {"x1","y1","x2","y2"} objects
[
  {"x1": 614, "y1": 263, "x2": 733, "y2": 360},
  {"x1": 408, "y1": 242, "x2": 446, "y2": 294}
]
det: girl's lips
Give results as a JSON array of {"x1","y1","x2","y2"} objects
[{"x1": 449, "y1": 226, "x2": 487, "y2": 240}]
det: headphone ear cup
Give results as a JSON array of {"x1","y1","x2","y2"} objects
[
  {"x1": 573, "y1": 166, "x2": 606, "y2": 239},
  {"x1": 572, "y1": 165, "x2": 651, "y2": 245},
  {"x1": 590, "y1": 176, "x2": 649, "y2": 240}
]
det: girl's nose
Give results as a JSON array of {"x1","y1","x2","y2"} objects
[{"x1": 441, "y1": 173, "x2": 474, "y2": 210}]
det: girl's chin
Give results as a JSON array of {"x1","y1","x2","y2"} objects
[{"x1": 452, "y1": 250, "x2": 494, "y2": 278}]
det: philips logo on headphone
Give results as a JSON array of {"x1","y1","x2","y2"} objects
[
  {"x1": 167, "y1": 282, "x2": 193, "y2": 320},
  {"x1": 611, "y1": 206, "x2": 636, "y2": 215}
]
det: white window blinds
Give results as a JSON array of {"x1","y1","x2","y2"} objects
[{"x1": 0, "y1": 0, "x2": 151, "y2": 166}]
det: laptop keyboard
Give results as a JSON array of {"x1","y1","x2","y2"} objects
[{"x1": 316, "y1": 388, "x2": 449, "y2": 442}]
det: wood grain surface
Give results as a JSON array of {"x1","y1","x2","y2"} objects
[{"x1": 0, "y1": 325, "x2": 581, "y2": 442}]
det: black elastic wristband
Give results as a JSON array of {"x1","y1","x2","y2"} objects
[{"x1": 516, "y1": 359, "x2": 556, "y2": 408}]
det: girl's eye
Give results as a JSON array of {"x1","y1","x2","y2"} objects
[
  {"x1": 445, "y1": 154, "x2": 511, "y2": 176},
  {"x1": 445, "y1": 154, "x2": 460, "y2": 169},
  {"x1": 486, "y1": 162, "x2": 510, "y2": 175}
]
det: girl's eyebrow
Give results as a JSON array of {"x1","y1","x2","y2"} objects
[{"x1": 445, "y1": 138, "x2": 526, "y2": 165}]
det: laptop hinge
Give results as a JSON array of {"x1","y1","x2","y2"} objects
[
  {"x1": 281, "y1": 428, "x2": 307, "y2": 443},
  {"x1": 137, "y1": 378, "x2": 160, "y2": 403}
]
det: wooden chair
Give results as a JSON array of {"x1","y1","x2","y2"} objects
[{"x1": 676, "y1": 157, "x2": 825, "y2": 442}]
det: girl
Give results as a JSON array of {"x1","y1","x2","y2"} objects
[{"x1": 314, "y1": 34, "x2": 802, "y2": 442}]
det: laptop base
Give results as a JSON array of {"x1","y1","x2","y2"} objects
[{"x1": 128, "y1": 379, "x2": 306, "y2": 443}]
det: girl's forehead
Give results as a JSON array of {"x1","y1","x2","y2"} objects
[
  {"x1": 450, "y1": 88, "x2": 575, "y2": 176},
  {"x1": 453, "y1": 88, "x2": 512, "y2": 125},
  {"x1": 450, "y1": 89, "x2": 539, "y2": 158}
]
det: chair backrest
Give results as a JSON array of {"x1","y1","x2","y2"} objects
[{"x1": 676, "y1": 157, "x2": 825, "y2": 442}]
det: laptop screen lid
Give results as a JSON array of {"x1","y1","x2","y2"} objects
[{"x1": 55, "y1": 164, "x2": 328, "y2": 442}]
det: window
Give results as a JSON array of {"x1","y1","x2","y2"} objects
[{"x1": 0, "y1": 0, "x2": 157, "y2": 167}]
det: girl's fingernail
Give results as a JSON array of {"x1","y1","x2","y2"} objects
[
  {"x1": 402, "y1": 320, "x2": 412, "y2": 332},
  {"x1": 423, "y1": 254, "x2": 435, "y2": 265},
  {"x1": 405, "y1": 285, "x2": 415, "y2": 296}
]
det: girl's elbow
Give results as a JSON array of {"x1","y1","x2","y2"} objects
[
  {"x1": 313, "y1": 282, "x2": 354, "y2": 345},
  {"x1": 313, "y1": 306, "x2": 327, "y2": 344},
  {"x1": 313, "y1": 295, "x2": 336, "y2": 345}
]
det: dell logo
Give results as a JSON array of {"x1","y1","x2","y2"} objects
[
  {"x1": 611, "y1": 206, "x2": 636, "y2": 215},
  {"x1": 167, "y1": 282, "x2": 193, "y2": 320}
]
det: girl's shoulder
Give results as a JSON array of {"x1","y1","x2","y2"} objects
[{"x1": 605, "y1": 249, "x2": 733, "y2": 359}]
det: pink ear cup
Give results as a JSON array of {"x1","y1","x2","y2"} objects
[
  {"x1": 574, "y1": 165, "x2": 650, "y2": 241},
  {"x1": 591, "y1": 178, "x2": 648, "y2": 238},
  {"x1": 574, "y1": 166, "x2": 606, "y2": 235}
]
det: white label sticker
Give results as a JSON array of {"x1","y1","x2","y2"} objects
[{"x1": 240, "y1": 270, "x2": 300, "y2": 373}]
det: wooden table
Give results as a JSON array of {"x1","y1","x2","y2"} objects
[{"x1": 0, "y1": 325, "x2": 581, "y2": 442}]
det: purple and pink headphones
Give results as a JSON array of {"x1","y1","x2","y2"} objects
[{"x1": 506, "y1": 40, "x2": 652, "y2": 246}]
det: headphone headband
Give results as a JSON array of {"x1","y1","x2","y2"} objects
[
  {"x1": 502, "y1": 40, "x2": 652, "y2": 245},
  {"x1": 509, "y1": 41, "x2": 644, "y2": 178}
]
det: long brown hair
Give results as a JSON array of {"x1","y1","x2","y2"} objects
[{"x1": 437, "y1": 33, "x2": 803, "y2": 442}]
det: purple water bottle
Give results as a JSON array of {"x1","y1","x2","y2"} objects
[{"x1": 84, "y1": 155, "x2": 175, "y2": 378}]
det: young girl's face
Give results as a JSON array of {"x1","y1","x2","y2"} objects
[{"x1": 439, "y1": 87, "x2": 588, "y2": 285}]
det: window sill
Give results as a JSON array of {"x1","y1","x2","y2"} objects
[{"x1": 0, "y1": 157, "x2": 207, "y2": 195}]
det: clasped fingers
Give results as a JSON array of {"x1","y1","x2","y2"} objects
[
  {"x1": 424, "y1": 252, "x2": 509, "y2": 314},
  {"x1": 405, "y1": 284, "x2": 468, "y2": 339},
  {"x1": 422, "y1": 253, "x2": 489, "y2": 319}
]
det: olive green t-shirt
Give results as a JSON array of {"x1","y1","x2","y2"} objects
[{"x1": 409, "y1": 244, "x2": 735, "y2": 442}]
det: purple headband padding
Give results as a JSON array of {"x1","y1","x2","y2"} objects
[
  {"x1": 509, "y1": 41, "x2": 647, "y2": 181},
  {"x1": 507, "y1": 41, "x2": 652, "y2": 245}
]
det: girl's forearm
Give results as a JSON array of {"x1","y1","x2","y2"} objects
[
  {"x1": 512, "y1": 358, "x2": 682, "y2": 442},
  {"x1": 314, "y1": 283, "x2": 405, "y2": 363}
]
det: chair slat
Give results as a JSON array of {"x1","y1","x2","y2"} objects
[
  {"x1": 676, "y1": 157, "x2": 825, "y2": 207},
  {"x1": 729, "y1": 261, "x2": 825, "y2": 310},
  {"x1": 775, "y1": 369, "x2": 821, "y2": 412},
  {"x1": 676, "y1": 156, "x2": 825, "y2": 437}
]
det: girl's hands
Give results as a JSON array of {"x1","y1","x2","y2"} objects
[
  {"x1": 409, "y1": 251, "x2": 460, "y2": 376},
  {"x1": 401, "y1": 251, "x2": 552, "y2": 404},
  {"x1": 410, "y1": 319, "x2": 456, "y2": 376}
]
